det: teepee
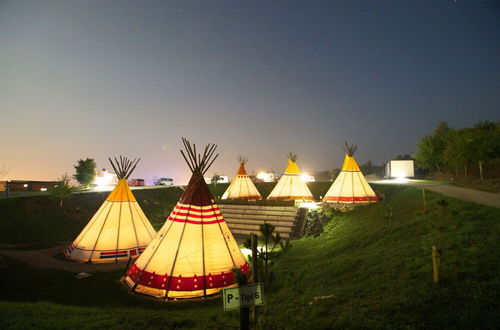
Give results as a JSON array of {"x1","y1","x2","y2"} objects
[
  {"x1": 267, "y1": 152, "x2": 313, "y2": 201},
  {"x1": 125, "y1": 138, "x2": 249, "y2": 299},
  {"x1": 66, "y1": 157, "x2": 156, "y2": 263},
  {"x1": 323, "y1": 143, "x2": 378, "y2": 203},
  {"x1": 221, "y1": 156, "x2": 262, "y2": 200}
]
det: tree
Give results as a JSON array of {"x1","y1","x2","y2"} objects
[
  {"x1": 395, "y1": 154, "x2": 414, "y2": 160},
  {"x1": 328, "y1": 168, "x2": 340, "y2": 181},
  {"x1": 443, "y1": 129, "x2": 472, "y2": 177},
  {"x1": 50, "y1": 173, "x2": 74, "y2": 207},
  {"x1": 415, "y1": 121, "x2": 454, "y2": 174},
  {"x1": 415, "y1": 135, "x2": 443, "y2": 173},
  {"x1": 74, "y1": 158, "x2": 96, "y2": 187},
  {"x1": 360, "y1": 160, "x2": 375, "y2": 175},
  {"x1": 211, "y1": 173, "x2": 220, "y2": 185},
  {"x1": 468, "y1": 122, "x2": 500, "y2": 179}
]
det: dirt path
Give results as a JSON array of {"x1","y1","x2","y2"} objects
[
  {"x1": 393, "y1": 181, "x2": 500, "y2": 208},
  {"x1": 0, "y1": 245, "x2": 130, "y2": 273}
]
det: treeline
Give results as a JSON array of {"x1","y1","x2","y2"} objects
[{"x1": 414, "y1": 120, "x2": 500, "y2": 179}]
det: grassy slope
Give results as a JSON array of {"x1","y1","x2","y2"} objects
[
  {"x1": 0, "y1": 182, "x2": 330, "y2": 247},
  {"x1": 269, "y1": 185, "x2": 500, "y2": 329},
  {"x1": 0, "y1": 184, "x2": 499, "y2": 328},
  {"x1": 0, "y1": 186, "x2": 184, "y2": 247}
]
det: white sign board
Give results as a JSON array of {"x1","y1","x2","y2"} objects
[{"x1": 223, "y1": 283, "x2": 264, "y2": 311}]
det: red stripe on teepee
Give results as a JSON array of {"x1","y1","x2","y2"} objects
[
  {"x1": 171, "y1": 211, "x2": 222, "y2": 219},
  {"x1": 101, "y1": 250, "x2": 128, "y2": 255},
  {"x1": 175, "y1": 205, "x2": 221, "y2": 213},
  {"x1": 167, "y1": 216, "x2": 225, "y2": 225},
  {"x1": 323, "y1": 196, "x2": 378, "y2": 202},
  {"x1": 127, "y1": 263, "x2": 250, "y2": 291}
]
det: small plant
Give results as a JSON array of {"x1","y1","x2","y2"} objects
[
  {"x1": 50, "y1": 173, "x2": 75, "y2": 207},
  {"x1": 419, "y1": 198, "x2": 462, "y2": 283},
  {"x1": 304, "y1": 209, "x2": 332, "y2": 237},
  {"x1": 244, "y1": 223, "x2": 290, "y2": 291},
  {"x1": 379, "y1": 192, "x2": 394, "y2": 228}
]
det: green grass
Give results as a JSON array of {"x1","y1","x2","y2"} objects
[
  {"x1": 0, "y1": 181, "x2": 331, "y2": 247},
  {"x1": 450, "y1": 177, "x2": 500, "y2": 193},
  {"x1": 0, "y1": 186, "x2": 184, "y2": 247},
  {"x1": 267, "y1": 185, "x2": 500, "y2": 328},
  {"x1": 0, "y1": 184, "x2": 499, "y2": 328}
]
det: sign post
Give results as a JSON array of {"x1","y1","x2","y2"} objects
[
  {"x1": 223, "y1": 283, "x2": 264, "y2": 311},
  {"x1": 251, "y1": 233, "x2": 259, "y2": 322},
  {"x1": 223, "y1": 283, "x2": 264, "y2": 330}
]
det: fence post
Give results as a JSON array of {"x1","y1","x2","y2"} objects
[
  {"x1": 251, "y1": 233, "x2": 258, "y2": 324},
  {"x1": 432, "y1": 245, "x2": 440, "y2": 283}
]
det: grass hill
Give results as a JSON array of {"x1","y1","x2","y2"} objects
[{"x1": 0, "y1": 183, "x2": 498, "y2": 328}]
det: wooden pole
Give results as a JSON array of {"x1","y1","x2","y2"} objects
[
  {"x1": 432, "y1": 245, "x2": 440, "y2": 284},
  {"x1": 234, "y1": 269, "x2": 249, "y2": 330},
  {"x1": 251, "y1": 233, "x2": 258, "y2": 324},
  {"x1": 422, "y1": 188, "x2": 426, "y2": 211}
]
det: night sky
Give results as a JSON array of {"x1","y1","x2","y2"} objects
[{"x1": 1, "y1": 1, "x2": 499, "y2": 184}]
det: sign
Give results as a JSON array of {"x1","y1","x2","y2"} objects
[{"x1": 223, "y1": 283, "x2": 264, "y2": 311}]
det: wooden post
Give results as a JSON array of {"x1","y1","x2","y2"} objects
[
  {"x1": 251, "y1": 234, "x2": 258, "y2": 324},
  {"x1": 422, "y1": 188, "x2": 426, "y2": 211},
  {"x1": 432, "y1": 245, "x2": 440, "y2": 284},
  {"x1": 234, "y1": 272, "x2": 249, "y2": 330}
]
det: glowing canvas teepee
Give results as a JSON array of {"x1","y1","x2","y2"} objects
[
  {"x1": 323, "y1": 143, "x2": 378, "y2": 203},
  {"x1": 221, "y1": 156, "x2": 262, "y2": 200},
  {"x1": 267, "y1": 152, "x2": 313, "y2": 201},
  {"x1": 66, "y1": 157, "x2": 156, "y2": 263},
  {"x1": 125, "y1": 138, "x2": 249, "y2": 299}
]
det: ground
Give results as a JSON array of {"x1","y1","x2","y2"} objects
[
  {"x1": 0, "y1": 183, "x2": 499, "y2": 329},
  {"x1": 400, "y1": 180, "x2": 500, "y2": 208}
]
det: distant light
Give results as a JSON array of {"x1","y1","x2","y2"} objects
[
  {"x1": 93, "y1": 169, "x2": 117, "y2": 188},
  {"x1": 240, "y1": 247, "x2": 252, "y2": 259},
  {"x1": 301, "y1": 173, "x2": 315, "y2": 182},
  {"x1": 298, "y1": 201, "x2": 319, "y2": 210},
  {"x1": 40, "y1": 188, "x2": 47, "y2": 192},
  {"x1": 392, "y1": 176, "x2": 410, "y2": 183},
  {"x1": 257, "y1": 171, "x2": 275, "y2": 182},
  {"x1": 23, "y1": 184, "x2": 28, "y2": 188}
]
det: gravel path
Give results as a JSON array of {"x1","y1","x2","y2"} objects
[
  {"x1": 377, "y1": 181, "x2": 500, "y2": 209},
  {"x1": 0, "y1": 245, "x2": 131, "y2": 273}
]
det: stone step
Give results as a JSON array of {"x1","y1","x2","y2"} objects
[
  {"x1": 229, "y1": 227, "x2": 291, "y2": 238},
  {"x1": 225, "y1": 217, "x2": 295, "y2": 227},
  {"x1": 219, "y1": 205, "x2": 298, "y2": 213},
  {"x1": 220, "y1": 208, "x2": 298, "y2": 217},
  {"x1": 222, "y1": 213, "x2": 296, "y2": 223}
]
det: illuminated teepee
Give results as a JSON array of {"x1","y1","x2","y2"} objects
[
  {"x1": 66, "y1": 157, "x2": 156, "y2": 263},
  {"x1": 267, "y1": 152, "x2": 313, "y2": 201},
  {"x1": 323, "y1": 143, "x2": 378, "y2": 203},
  {"x1": 221, "y1": 156, "x2": 262, "y2": 200},
  {"x1": 125, "y1": 138, "x2": 249, "y2": 299}
]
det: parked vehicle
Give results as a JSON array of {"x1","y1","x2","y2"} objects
[
  {"x1": 211, "y1": 175, "x2": 228, "y2": 184},
  {"x1": 129, "y1": 179, "x2": 145, "y2": 186},
  {"x1": 155, "y1": 178, "x2": 174, "y2": 186}
]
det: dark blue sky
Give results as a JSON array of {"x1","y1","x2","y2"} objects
[{"x1": 1, "y1": 0, "x2": 499, "y2": 183}]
